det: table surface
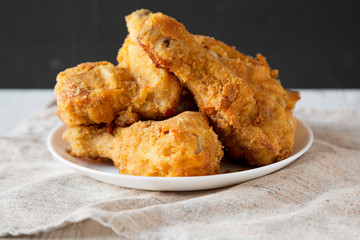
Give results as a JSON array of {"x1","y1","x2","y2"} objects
[{"x1": 1, "y1": 89, "x2": 360, "y2": 239}]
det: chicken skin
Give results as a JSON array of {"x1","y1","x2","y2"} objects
[
  {"x1": 55, "y1": 10, "x2": 183, "y2": 127},
  {"x1": 194, "y1": 35, "x2": 300, "y2": 112},
  {"x1": 55, "y1": 62, "x2": 138, "y2": 126},
  {"x1": 117, "y1": 9, "x2": 182, "y2": 119},
  {"x1": 55, "y1": 59, "x2": 182, "y2": 127},
  {"x1": 138, "y1": 12, "x2": 298, "y2": 166},
  {"x1": 194, "y1": 35, "x2": 300, "y2": 162},
  {"x1": 63, "y1": 111, "x2": 223, "y2": 177}
]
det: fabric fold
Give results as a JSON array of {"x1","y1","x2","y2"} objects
[{"x1": 1, "y1": 101, "x2": 359, "y2": 239}]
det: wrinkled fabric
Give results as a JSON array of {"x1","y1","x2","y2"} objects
[{"x1": 1, "y1": 101, "x2": 359, "y2": 239}]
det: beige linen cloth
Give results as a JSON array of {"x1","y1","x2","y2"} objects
[{"x1": 0, "y1": 100, "x2": 359, "y2": 239}]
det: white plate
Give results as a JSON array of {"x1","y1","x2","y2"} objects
[{"x1": 47, "y1": 118, "x2": 313, "y2": 191}]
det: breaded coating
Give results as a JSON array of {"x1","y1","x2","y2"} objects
[
  {"x1": 194, "y1": 35, "x2": 250, "y2": 60},
  {"x1": 117, "y1": 9, "x2": 182, "y2": 118},
  {"x1": 138, "y1": 12, "x2": 298, "y2": 165},
  {"x1": 63, "y1": 112, "x2": 223, "y2": 177},
  {"x1": 195, "y1": 36, "x2": 299, "y2": 163},
  {"x1": 55, "y1": 62, "x2": 138, "y2": 126},
  {"x1": 55, "y1": 10, "x2": 183, "y2": 126},
  {"x1": 194, "y1": 35, "x2": 300, "y2": 112},
  {"x1": 285, "y1": 89, "x2": 301, "y2": 111}
]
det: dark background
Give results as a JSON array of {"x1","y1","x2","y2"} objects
[{"x1": 1, "y1": 0, "x2": 359, "y2": 88}]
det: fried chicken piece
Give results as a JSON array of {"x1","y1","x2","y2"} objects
[
  {"x1": 194, "y1": 35, "x2": 300, "y2": 112},
  {"x1": 194, "y1": 36, "x2": 299, "y2": 163},
  {"x1": 56, "y1": 10, "x2": 182, "y2": 126},
  {"x1": 63, "y1": 112, "x2": 223, "y2": 177},
  {"x1": 138, "y1": 12, "x2": 297, "y2": 165},
  {"x1": 55, "y1": 62, "x2": 138, "y2": 126},
  {"x1": 117, "y1": 9, "x2": 182, "y2": 119}
]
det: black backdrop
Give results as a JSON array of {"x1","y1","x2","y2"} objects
[{"x1": 1, "y1": 0, "x2": 359, "y2": 88}]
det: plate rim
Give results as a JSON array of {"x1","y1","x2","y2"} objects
[{"x1": 47, "y1": 118, "x2": 313, "y2": 183}]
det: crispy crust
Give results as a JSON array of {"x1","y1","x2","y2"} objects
[
  {"x1": 138, "y1": 12, "x2": 298, "y2": 166},
  {"x1": 194, "y1": 35, "x2": 300, "y2": 112},
  {"x1": 117, "y1": 9, "x2": 182, "y2": 119},
  {"x1": 285, "y1": 89, "x2": 301, "y2": 111},
  {"x1": 63, "y1": 111, "x2": 223, "y2": 177},
  {"x1": 55, "y1": 62, "x2": 138, "y2": 126},
  {"x1": 55, "y1": 10, "x2": 183, "y2": 126},
  {"x1": 194, "y1": 36, "x2": 300, "y2": 160}
]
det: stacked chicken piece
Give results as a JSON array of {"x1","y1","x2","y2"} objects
[{"x1": 55, "y1": 9, "x2": 300, "y2": 177}]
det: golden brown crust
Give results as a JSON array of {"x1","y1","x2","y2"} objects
[
  {"x1": 194, "y1": 36, "x2": 300, "y2": 162},
  {"x1": 194, "y1": 35, "x2": 300, "y2": 112},
  {"x1": 55, "y1": 62, "x2": 138, "y2": 126},
  {"x1": 194, "y1": 35, "x2": 248, "y2": 60},
  {"x1": 55, "y1": 56, "x2": 183, "y2": 126},
  {"x1": 63, "y1": 111, "x2": 223, "y2": 177},
  {"x1": 117, "y1": 9, "x2": 182, "y2": 119},
  {"x1": 56, "y1": 9, "x2": 300, "y2": 170},
  {"x1": 285, "y1": 89, "x2": 301, "y2": 111},
  {"x1": 56, "y1": 10, "x2": 183, "y2": 126},
  {"x1": 138, "y1": 12, "x2": 298, "y2": 166}
]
